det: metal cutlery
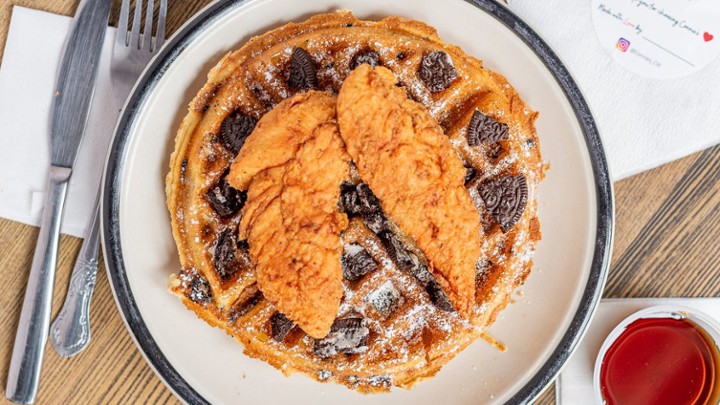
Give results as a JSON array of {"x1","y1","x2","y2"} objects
[
  {"x1": 48, "y1": 191, "x2": 100, "y2": 358},
  {"x1": 5, "y1": 0, "x2": 111, "y2": 403},
  {"x1": 49, "y1": 0, "x2": 168, "y2": 358},
  {"x1": 110, "y1": 0, "x2": 168, "y2": 108}
]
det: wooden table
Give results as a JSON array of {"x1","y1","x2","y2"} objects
[{"x1": 1, "y1": 1, "x2": 718, "y2": 403}]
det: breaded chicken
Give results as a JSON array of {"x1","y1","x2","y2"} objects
[
  {"x1": 227, "y1": 91, "x2": 338, "y2": 191},
  {"x1": 231, "y1": 93, "x2": 349, "y2": 338},
  {"x1": 337, "y1": 65, "x2": 481, "y2": 316}
]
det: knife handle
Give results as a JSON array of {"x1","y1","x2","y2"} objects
[
  {"x1": 50, "y1": 193, "x2": 100, "y2": 358},
  {"x1": 6, "y1": 166, "x2": 71, "y2": 404}
]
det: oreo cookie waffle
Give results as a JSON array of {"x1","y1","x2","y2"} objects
[{"x1": 166, "y1": 11, "x2": 544, "y2": 393}]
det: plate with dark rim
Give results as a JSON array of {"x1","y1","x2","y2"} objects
[{"x1": 102, "y1": 0, "x2": 613, "y2": 403}]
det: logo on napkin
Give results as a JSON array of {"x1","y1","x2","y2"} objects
[{"x1": 616, "y1": 38, "x2": 631, "y2": 52}]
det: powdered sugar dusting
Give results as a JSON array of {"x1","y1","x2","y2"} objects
[{"x1": 170, "y1": 14, "x2": 544, "y2": 391}]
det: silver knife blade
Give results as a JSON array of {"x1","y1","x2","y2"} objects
[
  {"x1": 5, "y1": 0, "x2": 111, "y2": 403},
  {"x1": 51, "y1": 0, "x2": 112, "y2": 168}
]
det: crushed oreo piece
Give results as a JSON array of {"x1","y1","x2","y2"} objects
[
  {"x1": 363, "y1": 211, "x2": 388, "y2": 234},
  {"x1": 214, "y1": 228, "x2": 243, "y2": 280},
  {"x1": 525, "y1": 138, "x2": 536, "y2": 150},
  {"x1": 339, "y1": 182, "x2": 362, "y2": 215},
  {"x1": 366, "y1": 281, "x2": 404, "y2": 317},
  {"x1": 418, "y1": 51, "x2": 457, "y2": 92},
  {"x1": 270, "y1": 312, "x2": 295, "y2": 341},
  {"x1": 313, "y1": 317, "x2": 370, "y2": 358},
  {"x1": 340, "y1": 182, "x2": 381, "y2": 216},
  {"x1": 180, "y1": 159, "x2": 187, "y2": 178},
  {"x1": 467, "y1": 110, "x2": 509, "y2": 146},
  {"x1": 425, "y1": 278, "x2": 454, "y2": 312},
  {"x1": 189, "y1": 279, "x2": 211, "y2": 303},
  {"x1": 378, "y1": 231, "x2": 433, "y2": 286},
  {"x1": 220, "y1": 110, "x2": 256, "y2": 154},
  {"x1": 205, "y1": 172, "x2": 247, "y2": 218},
  {"x1": 227, "y1": 290, "x2": 263, "y2": 323},
  {"x1": 356, "y1": 183, "x2": 383, "y2": 214},
  {"x1": 378, "y1": 230, "x2": 455, "y2": 311},
  {"x1": 351, "y1": 50, "x2": 381, "y2": 70},
  {"x1": 479, "y1": 174, "x2": 528, "y2": 232},
  {"x1": 378, "y1": 230, "x2": 416, "y2": 274},
  {"x1": 341, "y1": 244, "x2": 378, "y2": 282},
  {"x1": 288, "y1": 47, "x2": 318, "y2": 90},
  {"x1": 340, "y1": 182, "x2": 388, "y2": 232},
  {"x1": 181, "y1": 270, "x2": 212, "y2": 304},
  {"x1": 464, "y1": 166, "x2": 476, "y2": 185},
  {"x1": 318, "y1": 370, "x2": 332, "y2": 381}
]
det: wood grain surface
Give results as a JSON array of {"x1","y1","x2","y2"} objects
[{"x1": 1, "y1": 1, "x2": 718, "y2": 404}]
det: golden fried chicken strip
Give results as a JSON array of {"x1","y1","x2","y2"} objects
[
  {"x1": 337, "y1": 65, "x2": 481, "y2": 316},
  {"x1": 227, "y1": 91, "x2": 338, "y2": 191},
  {"x1": 232, "y1": 93, "x2": 349, "y2": 338}
]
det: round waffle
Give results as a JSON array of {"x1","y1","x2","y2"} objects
[{"x1": 166, "y1": 11, "x2": 544, "y2": 393}]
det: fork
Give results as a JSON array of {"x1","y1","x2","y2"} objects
[{"x1": 50, "y1": 0, "x2": 168, "y2": 357}]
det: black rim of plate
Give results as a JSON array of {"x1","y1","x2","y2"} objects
[{"x1": 103, "y1": 0, "x2": 614, "y2": 404}]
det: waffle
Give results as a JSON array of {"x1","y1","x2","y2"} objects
[{"x1": 166, "y1": 11, "x2": 544, "y2": 393}]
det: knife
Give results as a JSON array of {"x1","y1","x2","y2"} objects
[{"x1": 5, "y1": 0, "x2": 111, "y2": 403}]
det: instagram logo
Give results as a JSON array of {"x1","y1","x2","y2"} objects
[{"x1": 616, "y1": 38, "x2": 631, "y2": 52}]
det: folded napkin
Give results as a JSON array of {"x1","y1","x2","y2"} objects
[
  {"x1": 0, "y1": 7, "x2": 115, "y2": 238},
  {"x1": 557, "y1": 298, "x2": 720, "y2": 404},
  {"x1": 1, "y1": 4, "x2": 720, "y2": 237},
  {"x1": 509, "y1": 1, "x2": 720, "y2": 179}
]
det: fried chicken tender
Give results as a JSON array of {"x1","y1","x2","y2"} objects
[
  {"x1": 227, "y1": 91, "x2": 338, "y2": 190},
  {"x1": 337, "y1": 65, "x2": 481, "y2": 316},
  {"x1": 230, "y1": 92, "x2": 349, "y2": 338}
]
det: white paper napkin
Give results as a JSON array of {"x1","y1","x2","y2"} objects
[
  {"x1": 509, "y1": 1, "x2": 720, "y2": 180},
  {"x1": 557, "y1": 298, "x2": 720, "y2": 404},
  {"x1": 0, "y1": 6, "x2": 116, "y2": 238}
]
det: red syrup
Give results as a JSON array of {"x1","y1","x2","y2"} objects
[{"x1": 600, "y1": 317, "x2": 717, "y2": 405}]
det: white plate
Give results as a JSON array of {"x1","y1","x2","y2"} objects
[{"x1": 102, "y1": 0, "x2": 613, "y2": 403}]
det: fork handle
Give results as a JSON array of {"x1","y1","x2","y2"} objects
[
  {"x1": 6, "y1": 166, "x2": 71, "y2": 404},
  {"x1": 50, "y1": 191, "x2": 100, "y2": 358}
]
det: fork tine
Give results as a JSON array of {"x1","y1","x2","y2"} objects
[
  {"x1": 154, "y1": 0, "x2": 168, "y2": 51},
  {"x1": 142, "y1": 0, "x2": 154, "y2": 51},
  {"x1": 116, "y1": 0, "x2": 130, "y2": 47},
  {"x1": 130, "y1": 0, "x2": 143, "y2": 49}
]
